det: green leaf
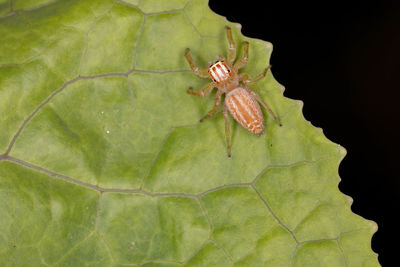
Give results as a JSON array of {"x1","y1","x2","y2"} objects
[{"x1": 0, "y1": 0, "x2": 379, "y2": 266}]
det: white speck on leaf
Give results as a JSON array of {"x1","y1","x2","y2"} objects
[{"x1": 129, "y1": 241, "x2": 137, "y2": 250}]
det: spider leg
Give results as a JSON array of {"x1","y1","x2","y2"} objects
[
  {"x1": 244, "y1": 86, "x2": 282, "y2": 126},
  {"x1": 233, "y1": 41, "x2": 249, "y2": 70},
  {"x1": 185, "y1": 48, "x2": 209, "y2": 78},
  {"x1": 187, "y1": 82, "x2": 215, "y2": 97},
  {"x1": 199, "y1": 91, "x2": 222, "y2": 122},
  {"x1": 226, "y1": 26, "x2": 236, "y2": 66},
  {"x1": 223, "y1": 103, "x2": 231, "y2": 157},
  {"x1": 239, "y1": 65, "x2": 271, "y2": 84}
]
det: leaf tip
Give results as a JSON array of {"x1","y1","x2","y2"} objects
[
  {"x1": 371, "y1": 221, "x2": 379, "y2": 233},
  {"x1": 338, "y1": 144, "x2": 347, "y2": 157},
  {"x1": 264, "y1": 41, "x2": 273, "y2": 51},
  {"x1": 346, "y1": 195, "x2": 354, "y2": 205},
  {"x1": 296, "y1": 99, "x2": 304, "y2": 108}
]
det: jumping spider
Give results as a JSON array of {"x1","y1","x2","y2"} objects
[{"x1": 185, "y1": 26, "x2": 281, "y2": 157}]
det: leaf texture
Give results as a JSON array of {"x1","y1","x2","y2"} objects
[{"x1": 0, "y1": 0, "x2": 379, "y2": 266}]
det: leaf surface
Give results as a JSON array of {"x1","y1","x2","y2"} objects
[{"x1": 0, "y1": 0, "x2": 379, "y2": 266}]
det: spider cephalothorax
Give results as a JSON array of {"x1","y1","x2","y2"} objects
[
  {"x1": 208, "y1": 61, "x2": 231, "y2": 83},
  {"x1": 184, "y1": 26, "x2": 281, "y2": 157}
]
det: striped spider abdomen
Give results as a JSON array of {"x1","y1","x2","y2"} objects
[{"x1": 225, "y1": 87, "x2": 264, "y2": 135}]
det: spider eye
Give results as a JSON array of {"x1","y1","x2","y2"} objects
[
  {"x1": 227, "y1": 69, "x2": 230, "y2": 73},
  {"x1": 213, "y1": 79, "x2": 217, "y2": 82}
]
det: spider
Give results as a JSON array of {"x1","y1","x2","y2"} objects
[{"x1": 184, "y1": 26, "x2": 281, "y2": 157}]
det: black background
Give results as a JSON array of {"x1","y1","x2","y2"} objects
[{"x1": 209, "y1": 0, "x2": 400, "y2": 265}]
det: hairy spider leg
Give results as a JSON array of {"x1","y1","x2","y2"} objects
[
  {"x1": 187, "y1": 82, "x2": 215, "y2": 97},
  {"x1": 225, "y1": 26, "x2": 236, "y2": 66},
  {"x1": 234, "y1": 41, "x2": 249, "y2": 70},
  {"x1": 184, "y1": 48, "x2": 209, "y2": 78},
  {"x1": 199, "y1": 91, "x2": 223, "y2": 122},
  {"x1": 239, "y1": 65, "x2": 271, "y2": 84},
  {"x1": 223, "y1": 103, "x2": 231, "y2": 157}
]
